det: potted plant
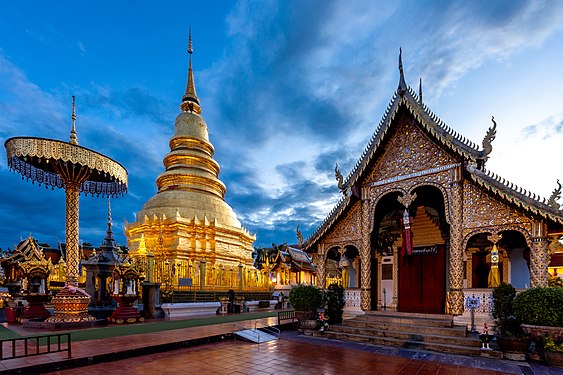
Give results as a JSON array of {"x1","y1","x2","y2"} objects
[
  {"x1": 324, "y1": 283, "x2": 345, "y2": 325},
  {"x1": 513, "y1": 286, "x2": 563, "y2": 341},
  {"x1": 492, "y1": 283, "x2": 530, "y2": 359},
  {"x1": 289, "y1": 284, "x2": 323, "y2": 330},
  {"x1": 543, "y1": 335, "x2": 563, "y2": 367}
]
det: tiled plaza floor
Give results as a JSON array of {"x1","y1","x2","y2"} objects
[
  {"x1": 43, "y1": 337, "x2": 511, "y2": 375},
  {"x1": 43, "y1": 334, "x2": 556, "y2": 375},
  {"x1": 1, "y1": 315, "x2": 561, "y2": 375}
]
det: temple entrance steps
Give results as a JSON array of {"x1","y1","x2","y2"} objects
[{"x1": 321, "y1": 311, "x2": 502, "y2": 358}]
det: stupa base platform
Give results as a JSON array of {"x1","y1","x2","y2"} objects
[
  {"x1": 109, "y1": 295, "x2": 143, "y2": 324},
  {"x1": 108, "y1": 306, "x2": 144, "y2": 324},
  {"x1": 23, "y1": 317, "x2": 106, "y2": 330},
  {"x1": 42, "y1": 285, "x2": 96, "y2": 325},
  {"x1": 19, "y1": 294, "x2": 51, "y2": 322}
]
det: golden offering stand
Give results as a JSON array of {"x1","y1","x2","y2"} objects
[{"x1": 4, "y1": 97, "x2": 128, "y2": 325}]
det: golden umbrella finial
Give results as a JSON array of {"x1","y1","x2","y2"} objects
[
  {"x1": 188, "y1": 27, "x2": 193, "y2": 55},
  {"x1": 181, "y1": 28, "x2": 202, "y2": 114},
  {"x1": 69, "y1": 95, "x2": 78, "y2": 145}
]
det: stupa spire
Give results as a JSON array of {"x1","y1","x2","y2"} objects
[
  {"x1": 181, "y1": 28, "x2": 202, "y2": 114},
  {"x1": 397, "y1": 48, "x2": 407, "y2": 96},
  {"x1": 101, "y1": 197, "x2": 116, "y2": 250},
  {"x1": 69, "y1": 95, "x2": 78, "y2": 145}
]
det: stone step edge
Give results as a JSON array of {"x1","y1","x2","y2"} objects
[
  {"x1": 364, "y1": 311, "x2": 454, "y2": 320},
  {"x1": 353, "y1": 316, "x2": 454, "y2": 327},
  {"x1": 329, "y1": 326, "x2": 479, "y2": 346},
  {"x1": 322, "y1": 331, "x2": 486, "y2": 356},
  {"x1": 342, "y1": 321, "x2": 467, "y2": 336}
]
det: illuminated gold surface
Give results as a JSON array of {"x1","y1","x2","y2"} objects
[
  {"x1": 5, "y1": 128, "x2": 128, "y2": 323},
  {"x1": 5, "y1": 137, "x2": 128, "y2": 188},
  {"x1": 45, "y1": 286, "x2": 95, "y2": 323},
  {"x1": 127, "y1": 63, "x2": 259, "y2": 288}
]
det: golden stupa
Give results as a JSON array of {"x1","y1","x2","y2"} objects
[{"x1": 126, "y1": 33, "x2": 259, "y2": 290}]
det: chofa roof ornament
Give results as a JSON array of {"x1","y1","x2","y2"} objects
[
  {"x1": 335, "y1": 163, "x2": 345, "y2": 195},
  {"x1": 548, "y1": 180, "x2": 562, "y2": 210},
  {"x1": 477, "y1": 116, "x2": 497, "y2": 168}
]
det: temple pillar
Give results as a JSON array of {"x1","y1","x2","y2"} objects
[
  {"x1": 447, "y1": 168, "x2": 464, "y2": 315},
  {"x1": 85, "y1": 269, "x2": 96, "y2": 306},
  {"x1": 316, "y1": 243, "x2": 327, "y2": 288},
  {"x1": 360, "y1": 191, "x2": 372, "y2": 311},
  {"x1": 530, "y1": 220, "x2": 549, "y2": 287}
]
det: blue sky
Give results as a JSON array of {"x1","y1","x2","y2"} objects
[{"x1": 1, "y1": 1, "x2": 563, "y2": 250}]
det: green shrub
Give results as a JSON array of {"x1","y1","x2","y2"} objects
[
  {"x1": 513, "y1": 287, "x2": 563, "y2": 327},
  {"x1": 492, "y1": 283, "x2": 524, "y2": 337},
  {"x1": 324, "y1": 283, "x2": 345, "y2": 325},
  {"x1": 549, "y1": 274, "x2": 563, "y2": 287},
  {"x1": 544, "y1": 335, "x2": 563, "y2": 352},
  {"x1": 288, "y1": 284, "x2": 323, "y2": 312}
]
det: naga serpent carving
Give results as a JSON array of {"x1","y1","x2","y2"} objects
[
  {"x1": 480, "y1": 116, "x2": 497, "y2": 160},
  {"x1": 335, "y1": 163, "x2": 344, "y2": 192},
  {"x1": 548, "y1": 179, "x2": 562, "y2": 210}
]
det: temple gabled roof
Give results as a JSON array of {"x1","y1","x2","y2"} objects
[
  {"x1": 304, "y1": 53, "x2": 563, "y2": 250},
  {"x1": 269, "y1": 245, "x2": 317, "y2": 273}
]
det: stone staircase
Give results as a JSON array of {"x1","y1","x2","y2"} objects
[{"x1": 320, "y1": 311, "x2": 502, "y2": 358}]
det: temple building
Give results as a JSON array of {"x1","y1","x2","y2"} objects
[
  {"x1": 303, "y1": 51, "x2": 563, "y2": 322},
  {"x1": 253, "y1": 242, "x2": 317, "y2": 290},
  {"x1": 125, "y1": 34, "x2": 259, "y2": 290}
]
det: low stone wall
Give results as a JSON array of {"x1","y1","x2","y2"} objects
[
  {"x1": 245, "y1": 300, "x2": 279, "y2": 312},
  {"x1": 343, "y1": 288, "x2": 364, "y2": 320},
  {"x1": 161, "y1": 302, "x2": 221, "y2": 319},
  {"x1": 454, "y1": 288, "x2": 495, "y2": 331}
]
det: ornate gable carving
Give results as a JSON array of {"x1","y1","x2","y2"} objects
[
  {"x1": 463, "y1": 180, "x2": 532, "y2": 234},
  {"x1": 365, "y1": 114, "x2": 458, "y2": 185},
  {"x1": 323, "y1": 201, "x2": 362, "y2": 246}
]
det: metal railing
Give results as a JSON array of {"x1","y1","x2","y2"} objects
[
  {"x1": 277, "y1": 310, "x2": 296, "y2": 326},
  {"x1": 0, "y1": 333, "x2": 71, "y2": 360},
  {"x1": 255, "y1": 321, "x2": 280, "y2": 339}
]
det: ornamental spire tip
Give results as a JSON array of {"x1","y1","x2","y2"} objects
[
  {"x1": 69, "y1": 96, "x2": 78, "y2": 145},
  {"x1": 397, "y1": 48, "x2": 407, "y2": 96},
  {"x1": 418, "y1": 78, "x2": 423, "y2": 104},
  {"x1": 181, "y1": 27, "x2": 201, "y2": 114}
]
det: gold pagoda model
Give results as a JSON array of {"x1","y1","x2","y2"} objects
[{"x1": 126, "y1": 33, "x2": 264, "y2": 291}]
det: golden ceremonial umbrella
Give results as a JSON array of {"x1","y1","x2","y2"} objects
[{"x1": 4, "y1": 97, "x2": 128, "y2": 324}]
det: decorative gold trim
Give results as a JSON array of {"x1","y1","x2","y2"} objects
[{"x1": 5, "y1": 137, "x2": 128, "y2": 196}]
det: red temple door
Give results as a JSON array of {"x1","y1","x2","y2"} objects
[{"x1": 398, "y1": 245, "x2": 445, "y2": 314}]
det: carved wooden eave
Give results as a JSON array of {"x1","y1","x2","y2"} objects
[{"x1": 467, "y1": 164, "x2": 563, "y2": 226}]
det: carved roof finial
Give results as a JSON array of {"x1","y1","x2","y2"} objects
[
  {"x1": 335, "y1": 163, "x2": 344, "y2": 192},
  {"x1": 418, "y1": 78, "x2": 423, "y2": 105},
  {"x1": 69, "y1": 95, "x2": 78, "y2": 145},
  {"x1": 296, "y1": 225, "x2": 303, "y2": 248},
  {"x1": 181, "y1": 27, "x2": 202, "y2": 114},
  {"x1": 548, "y1": 179, "x2": 562, "y2": 210},
  {"x1": 397, "y1": 48, "x2": 407, "y2": 96},
  {"x1": 479, "y1": 116, "x2": 497, "y2": 165}
]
